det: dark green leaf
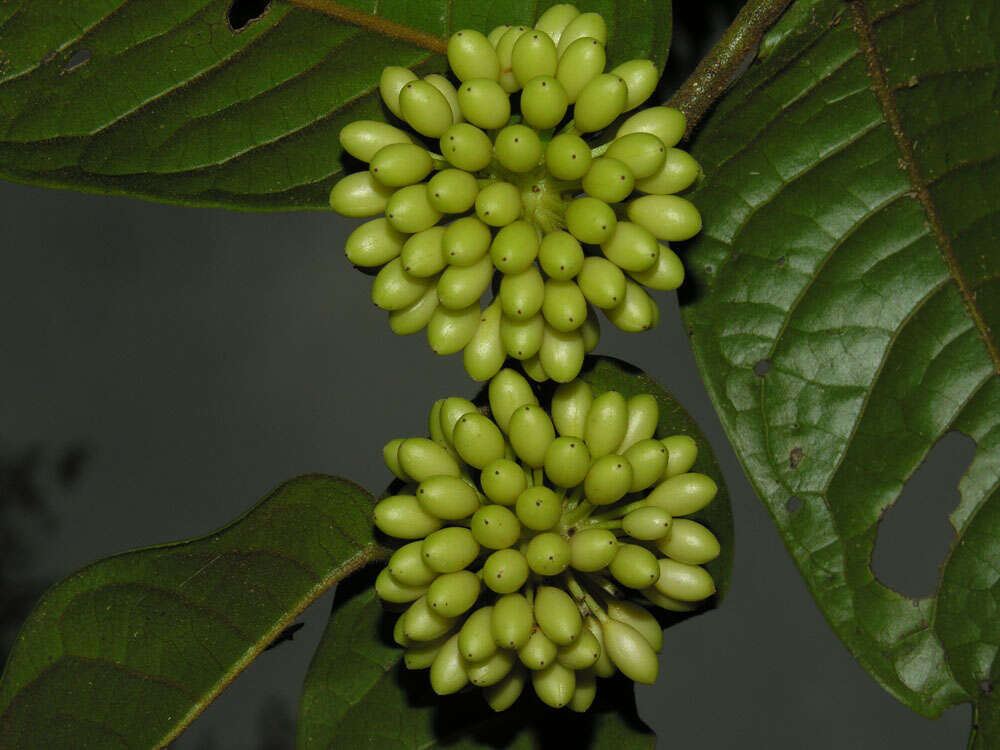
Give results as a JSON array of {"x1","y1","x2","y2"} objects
[
  {"x1": 681, "y1": 0, "x2": 1000, "y2": 736},
  {"x1": 0, "y1": 475, "x2": 384, "y2": 747},
  {"x1": 0, "y1": 0, "x2": 671, "y2": 210},
  {"x1": 297, "y1": 357, "x2": 732, "y2": 748}
]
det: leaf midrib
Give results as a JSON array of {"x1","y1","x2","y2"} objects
[
  {"x1": 284, "y1": 0, "x2": 448, "y2": 53},
  {"x1": 849, "y1": 0, "x2": 1000, "y2": 375}
]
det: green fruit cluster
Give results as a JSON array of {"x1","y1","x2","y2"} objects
[
  {"x1": 331, "y1": 4, "x2": 701, "y2": 383},
  {"x1": 373, "y1": 369, "x2": 720, "y2": 711}
]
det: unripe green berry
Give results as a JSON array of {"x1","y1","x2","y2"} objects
[
  {"x1": 515, "y1": 486, "x2": 563, "y2": 533},
  {"x1": 488, "y1": 368, "x2": 539, "y2": 434},
  {"x1": 585, "y1": 391, "x2": 629, "y2": 459},
  {"x1": 400, "y1": 226, "x2": 447, "y2": 278},
  {"x1": 371, "y1": 258, "x2": 435, "y2": 311},
  {"x1": 617, "y1": 106, "x2": 686, "y2": 148},
  {"x1": 480, "y1": 458, "x2": 527, "y2": 506},
  {"x1": 476, "y1": 181, "x2": 522, "y2": 227},
  {"x1": 534, "y1": 586, "x2": 582, "y2": 646},
  {"x1": 654, "y1": 558, "x2": 716, "y2": 601},
  {"x1": 370, "y1": 142, "x2": 433, "y2": 187},
  {"x1": 568, "y1": 668, "x2": 597, "y2": 712},
  {"x1": 545, "y1": 133, "x2": 592, "y2": 180},
  {"x1": 403, "y1": 633, "x2": 448, "y2": 669},
  {"x1": 538, "y1": 325, "x2": 585, "y2": 383},
  {"x1": 442, "y1": 216, "x2": 491, "y2": 267},
  {"x1": 340, "y1": 120, "x2": 413, "y2": 165},
  {"x1": 386, "y1": 183, "x2": 443, "y2": 234},
  {"x1": 581, "y1": 305, "x2": 601, "y2": 352},
  {"x1": 345, "y1": 218, "x2": 407, "y2": 268},
  {"x1": 379, "y1": 66, "x2": 417, "y2": 118},
  {"x1": 656, "y1": 518, "x2": 721, "y2": 564},
  {"x1": 624, "y1": 438, "x2": 669, "y2": 492},
  {"x1": 448, "y1": 29, "x2": 501, "y2": 82},
  {"x1": 520, "y1": 76, "x2": 569, "y2": 129},
  {"x1": 383, "y1": 438, "x2": 409, "y2": 481},
  {"x1": 646, "y1": 472, "x2": 717, "y2": 515},
  {"x1": 606, "y1": 280, "x2": 657, "y2": 332},
  {"x1": 459, "y1": 606, "x2": 498, "y2": 662},
  {"x1": 467, "y1": 648, "x2": 517, "y2": 687},
  {"x1": 556, "y1": 37, "x2": 606, "y2": 103},
  {"x1": 661, "y1": 434, "x2": 698, "y2": 477},
  {"x1": 583, "y1": 156, "x2": 635, "y2": 204},
  {"x1": 585, "y1": 616, "x2": 616, "y2": 677},
  {"x1": 600, "y1": 221, "x2": 659, "y2": 273},
  {"x1": 427, "y1": 303, "x2": 480, "y2": 355},
  {"x1": 417, "y1": 475, "x2": 480, "y2": 520},
  {"x1": 627, "y1": 194, "x2": 702, "y2": 241},
  {"x1": 490, "y1": 220, "x2": 539, "y2": 274},
  {"x1": 519, "y1": 627, "x2": 558, "y2": 670},
  {"x1": 609, "y1": 543, "x2": 660, "y2": 589},
  {"x1": 488, "y1": 24, "x2": 513, "y2": 47},
  {"x1": 622, "y1": 506, "x2": 673, "y2": 541},
  {"x1": 584, "y1": 453, "x2": 633, "y2": 505},
  {"x1": 429, "y1": 634, "x2": 468, "y2": 694},
  {"x1": 512, "y1": 30, "x2": 558, "y2": 85},
  {"x1": 508, "y1": 403, "x2": 556, "y2": 467},
  {"x1": 422, "y1": 526, "x2": 480, "y2": 573},
  {"x1": 642, "y1": 586, "x2": 698, "y2": 613},
  {"x1": 532, "y1": 661, "x2": 575, "y2": 709},
  {"x1": 606, "y1": 599, "x2": 663, "y2": 653},
  {"x1": 619, "y1": 393, "x2": 660, "y2": 452},
  {"x1": 577, "y1": 256, "x2": 627, "y2": 309},
  {"x1": 388, "y1": 540, "x2": 438, "y2": 587},
  {"x1": 635, "y1": 147, "x2": 701, "y2": 195},
  {"x1": 484, "y1": 667, "x2": 527, "y2": 711},
  {"x1": 496, "y1": 26, "x2": 529, "y2": 92},
  {"x1": 525, "y1": 532, "x2": 571, "y2": 575},
  {"x1": 492, "y1": 592, "x2": 534, "y2": 649},
  {"x1": 569, "y1": 527, "x2": 618, "y2": 572},
  {"x1": 463, "y1": 301, "x2": 506, "y2": 382},
  {"x1": 399, "y1": 80, "x2": 454, "y2": 138},
  {"x1": 538, "y1": 231, "x2": 584, "y2": 280},
  {"x1": 458, "y1": 78, "x2": 511, "y2": 129},
  {"x1": 574, "y1": 74, "x2": 628, "y2": 133},
  {"x1": 329, "y1": 171, "x2": 394, "y2": 217},
  {"x1": 499, "y1": 264, "x2": 545, "y2": 319},
  {"x1": 471, "y1": 504, "x2": 522, "y2": 549},
  {"x1": 606, "y1": 132, "x2": 667, "y2": 179},
  {"x1": 398, "y1": 437, "x2": 462, "y2": 481},
  {"x1": 521, "y1": 354, "x2": 548, "y2": 382},
  {"x1": 483, "y1": 548, "x2": 530, "y2": 594},
  {"x1": 551, "y1": 380, "x2": 593, "y2": 437},
  {"x1": 390, "y1": 285, "x2": 439, "y2": 336},
  {"x1": 543, "y1": 436, "x2": 591, "y2": 487},
  {"x1": 601, "y1": 620, "x2": 658, "y2": 684},
  {"x1": 375, "y1": 567, "x2": 428, "y2": 603},
  {"x1": 402, "y1": 595, "x2": 457, "y2": 641},
  {"x1": 610, "y1": 59, "x2": 659, "y2": 110},
  {"x1": 452, "y1": 412, "x2": 506, "y2": 469},
  {"x1": 501, "y1": 313, "x2": 545, "y2": 360},
  {"x1": 628, "y1": 244, "x2": 685, "y2": 290},
  {"x1": 440, "y1": 123, "x2": 493, "y2": 171},
  {"x1": 438, "y1": 397, "x2": 478, "y2": 443},
  {"x1": 428, "y1": 169, "x2": 479, "y2": 214},
  {"x1": 424, "y1": 74, "x2": 463, "y2": 125},
  {"x1": 565, "y1": 196, "x2": 617, "y2": 244},
  {"x1": 557, "y1": 12, "x2": 607, "y2": 53},
  {"x1": 427, "y1": 569, "x2": 481, "y2": 617},
  {"x1": 437, "y1": 252, "x2": 493, "y2": 310},
  {"x1": 374, "y1": 494, "x2": 443, "y2": 539},
  {"x1": 556, "y1": 627, "x2": 602, "y2": 669},
  {"x1": 542, "y1": 279, "x2": 588, "y2": 333},
  {"x1": 535, "y1": 4, "x2": 580, "y2": 44},
  {"x1": 494, "y1": 124, "x2": 543, "y2": 173}
]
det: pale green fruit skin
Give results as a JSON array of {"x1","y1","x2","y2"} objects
[
  {"x1": 403, "y1": 633, "x2": 448, "y2": 669},
  {"x1": 584, "y1": 453, "x2": 633, "y2": 505},
  {"x1": 390, "y1": 285, "x2": 438, "y2": 335},
  {"x1": 581, "y1": 305, "x2": 601, "y2": 352},
  {"x1": 624, "y1": 438, "x2": 669, "y2": 492},
  {"x1": 610, "y1": 59, "x2": 659, "y2": 110},
  {"x1": 622, "y1": 506, "x2": 673, "y2": 541},
  {"x1": 402, "y1": 595, "x2": 457, "y2": 641},
  {"x1": 471, "y1": 504, "x2": 522, "y2": 549},
  {"x1": 569, "y1": 528, "x2": 618, "y2": 572},
  {"x1": 400, "y1": 226, "x2": 447, "y2": 278},
  {"x1": 437, "y1": 253, "x2": 493, "y2": 310},
  {"x1": 606, "y1": 132, "x2": 667, "y2": 179},
  {"x1": 606, "y1": 599, "x2": 663, "y2": 653},
  {"x1": 345, "y1": 218, "x2": 407, "y2": 268},
  {"x1": 556, "y1": 628, "x2": 601, "y2": 670},
  {"x1": 574, "y1": 73, "x2": 628, "y2": 133},
  {"x1": 417, "y1": 474, "x2": 480, "y2": 520},
  {"x1": 428, "y1": 169, "x2": 479, "y2": 214},
  {"x1": 538, "y1": 230, "x2": 584, "y2": 281},
  {"x1": 661, "y1": 434, "x2": 698, "y2": 477},
  {"x1": 370, "y1": 142, "x2": 433, "y2": 187},
  {"x1": 606, "y1": 280, "x2": 657, "y2": 333},
  {"x1": 516, "y1": 486, "x2": 562, "y2": 531},
  {"x1": 577, "y1": 256, "x2": 627, "y2": 309},
  {"x1": 494, "y1": 125, "x2": 543, "y2": 174},
  {"x1": 539, "y1": 326, "x2": 585, "y2": 383},
  {"x1": 551, "y1": 380, "x2": 593, "y2": 437},
  {"x1": 448, "y1": 29, "x2": 501, "y2": 81},
  {"x1": 600, "y1": 222, "x2": 659, "y2": 274},
  {"x1": 532, "y1": 661, "x2": 576, "y2": 709},
  {"x1": 642, "y1": 586, "x2": 698, "y2": 613},
  {"x1": 399, "y1": 80, "x2": 454, "y2": 138},
  {"x1": 488, "y1": 368, "x2": 538, "y2": 433},
  {"x1": 535, "y1": 3, "x2": 580, "y2": 43},
  {"x1": 382, "y1": 438, "x2": 409, "y2": 481},
  {"x1": 568, "y1": 668, "x2": 597, "y2": 712},
  {"x1": 522, "y1": 352, "x2": 549, "y2": 381},
  {"x1": 619, "y1": 393, "x2": 660, "y2": 452},
  {"x1": 492, "y1": 593, "x2": 535, "y2": 649},
  {"x1": 379, "y1": 66, "x2": 417, "y2": 118},
  {"x1": 496, "y1": 26, "x2": 529, "y2": 92},
  {"x1": 467, "y1": 648, "x2": 516, "y2": 687},
  {"x1": 480, "y1": 458, "x2": 527, "y2": 506},
  {"x1": 565, "y1": 196, "x2": 617, "y2": 245},
  {"x1": 557, "y1": 12, "x2": 608, "y2": 53},
  {"x1": 422, "y1": 526, "x2": 480, "y2": 573},
  {"x1": 601, "y1": 620, "x2": 658, "y2": 684},
  {"x1": 628, "y1": 244, "x2": 685, "y2": 290},
  {"x1": 512, "y1": 29, "x2": 558, "y2": 85},
  {"x1": 389, "y1": 540, "x2": 438, "y2": 587},
  {"x1": 609, "y1": 543, "x2": 661, "y2": 589},
  {"x1": 617, "y1": 106, "x2": 686, "y2": 148},
  {"x1": 654, "y1": 558, "x2": 716, "y2": 601},
  {"x1": 490, "y1": 220, "x2": 539, "y2": 274},
  {"x1": 508, "y1": 404, "x2": 556, "y2": 468},
  {"x1": 475, "y1": 181, "x2": 522, "y2": 227},
  {"x1": 646, "y1": 472, "x2": 717, "y2": 515},
  {"x1": 534, "y1": 586, "x2": 582, "y2": 646},
  {"x1": 398, "y1": 437, "x2": 462, "y2": 481},
  {"x1": 488, "y1": 24, "x2": 513, "y2": 47},
  {"x1": 519, "y1": 627, "x2": 558, "y2": 671},
  {"x1": 443, "y1": 216, "x2": 492, "y2": 266},
  {"x1": 526, "y1": 532, "x2": 571, "y2": 575},
  {"x1": 371, "y1": 258, "x2": 435, "y2": 311},
  {"x1": 501, "y1": 313, "x2": 545, "y2": 360},
  {"x1": 482, "y1": 548, "x2": 530, "y2": 594},
  {"x1": 430, "y1": 634, "x2": 469, "y2": 694},
  {"x1": 499, "y1": 265, "x2": 545, "y2": 319},
  {"x1": 428, "y1": 399, "x2": 449, "y2": 447},
  {"x1": 635, "y1": 147, "x2": 701, "y2": 195},
  {"x1": 439, "y1": 396, "x2": 478, "y2": 443},
  {"x1": 520, "y1": 76, "x2": 569, "y2": 129},
  {"x1": 376, "y1": 568, "x2": 428, "y2": 603},
  {"x1": 585, "y1": 616, "x2": 616, "y2": 677},
  {"x1": 386, "y1": 183, "x2": 443, "y2": 234},
  {"x1": 329, "y1": 171, "x2": 394, "y2": 217},
  {"x1": 543, "y1": 436, "x2": 591, "y2": 487},
  {"x1": 627, "y1": 194, "x2": 702, "y2": 241},
  {"x1": 440, "y1": 123, "x2": 493, "y2": 171},
  {"x1": 585, "y1": 391, "x2": 629, "y2": 459},
  {"x1": 484, "y1": 667, "x2": 527, "y2": 711},
  {"x1": 582, "y1": 156, "x2": 635, "y2": 204},
  {"x1": 427, "y1": 569, "x2": 481, "y2": 617},
  {"x1": 556, "y1": 37, "x2": 606, "y2": 103},
  {"x1": 453, "y1": 412, "x2": 506, "y2": 469},
  {"x1": 424, "y1": 74, "x2": 462, "y2": 125},
  {"x1": 656, "y1": 518, "x2": 721, "y2": 565},
  {"x1": 340, "y1": 120, "x2": 413, "y2": 162},
  {"x1": 374, "y1": 494, "x2": 442, "y2": 539},
  {"x1": 427, "y1": 303, "x2": 480, "y2": 355},
  {"x1": 545, "y1": 133, "x2": 592, "y2": 180},
  {"x1": 542, "y1": 279, "x2": 587, "y2": 332},
  {"x1": 458, "y1": 78, "x2": 511, "y2": 129},
  {"x1": 459, "y1": 606, "x2": 498, "y2": 662},
  {"x1": 463, "y1": 301, "x2": 506, "y2": 382}
]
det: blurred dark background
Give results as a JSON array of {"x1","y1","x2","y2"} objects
[{"x1": 0, "y1": 1, "x2": 974, "y2": 747}]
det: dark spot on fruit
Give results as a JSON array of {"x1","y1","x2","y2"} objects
[{"x1": 571, "y1": 154, "x2": 577, "y2": 159}]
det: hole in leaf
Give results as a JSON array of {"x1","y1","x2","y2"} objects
[
  {"x1": 871, "y1": 430, "x2": 976, "y2": 598},
  {"x1": 62, "y1": 49, "x2": 91, "y2": 73},
  {"x1": 785, "y1": 496, "x2": 803, "y2": 514},
  {"x1": 227, "y1": 0, "x2": 271, "y2": 31},
  {"x1": 753, "y1": 359, "x2": 770, "y2": 377}
]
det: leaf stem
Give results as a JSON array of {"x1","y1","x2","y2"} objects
[{"x1": 666, "y1": 0, "x2": 793, "y2": 139}]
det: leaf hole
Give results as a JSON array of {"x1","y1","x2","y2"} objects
[
  {"x1": 753, "y1": 359, "x2": 770, "y2": 377},
  {"x1": 227, "y1": 0, "x2": 271, "y2": 31},
  {"x1": 870, "y1": 430, "x2": 976, "y2": 598},
  {"x1": 62, "y1": 49, "x2": 91, "y2": 73},
  {"x1": 785, "y1": 496, "x2": 802, "y2": 514}
]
